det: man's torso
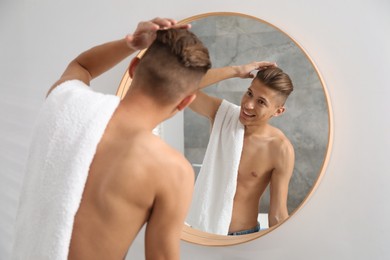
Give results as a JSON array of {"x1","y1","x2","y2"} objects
[
  {"x1": 229, "y1": 126, "x2": 287, "y2": 233},
  {"x1": 68, "y1": 106, "x2": 169, "y2": 259}
]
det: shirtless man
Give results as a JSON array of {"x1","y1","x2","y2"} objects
[
  {"x1": 190, "y1": 61, "x2": 294, "y2": 234},
  {"x1": 14, "y1": 18, "x2": 211, "y2": 259}
]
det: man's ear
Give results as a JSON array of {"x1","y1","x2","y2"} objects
[
  {"x1": 273, "y1": 106, "x2": 286, "y2": 117},
  {"x1": 177, "y1": 94, "x2": 197, "y2": 111},
  {"x1": 128, "y1": 57, "x2": 140, "y2": 78}
]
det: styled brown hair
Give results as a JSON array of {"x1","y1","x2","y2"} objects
[
  {"x1": 133, "y1": 29, "x2": 211, "y2": 105},
  {"x1": 256, "y1": 67, "x2": 294, "y2": 101}
]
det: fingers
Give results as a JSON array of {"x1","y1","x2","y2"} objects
[
  {"x1": 248, "y1": 72, "x2": 256, "y2": 78},
  {"x1": 134, "y1": 18, "x2": 175, "y2": 35},
  {"x1": 254, "y1": 61, "x2": 278, "y2": 70},
  {"x1": 240, "y1": 61, "x2": 277, "y2": 78},
  {"x1": 150, "y1": 17, "x2": 177, "y2": 29},
  {"x1": 171, "y1": 23, "x2": 191, "y2": 30},
  {"x1": 136, "y1": 21, "x2": 160, "y2": 33},
  {"x1": 144, "y1": 17, "x2": 191, "y2": 31},
  {"x1": 126, "y1": 17, "x2": 192, "y2": 51},
  {"x1": 149, "y1": 17, "x2": 190, "y2": 30}
]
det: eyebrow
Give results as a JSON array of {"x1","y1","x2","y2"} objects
[{"x1": 248, "y1": 87, "x2": 270, "y2": 106}]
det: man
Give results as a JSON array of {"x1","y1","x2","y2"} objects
[
  {"x1": 189, "y1": 61, "x2": 294, "y2": 235},
  {"x1": 13, "y1": 18, "x2": 211, "y2": 259}
]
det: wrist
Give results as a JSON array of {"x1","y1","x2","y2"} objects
[
  {"x1": 124, "y1": 36, "x2": 138, "y2": 53},
  {"x1": 230, "y1": 65, "x2": 241, "y2": 78}
]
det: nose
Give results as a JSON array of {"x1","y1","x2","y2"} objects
[{"x1": 243, "y1": 99, "x2": 255, "y2": 110}]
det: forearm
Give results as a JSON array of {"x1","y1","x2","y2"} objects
[
  {"x1": 73, "y1": 38, "x2": 136, "y2": 80},
  {"x1": 48, "y1": 18, "x2": 190, "y2": 96},
  {"x1": 268, "y1": 209, "x2": 289, "y2": 227},
  {"x1": 198, "y1": 66, "x2": 240, "y2": 89},
  {"x1": 198, "y1": 61, "x2": 277, "y2": 90}
]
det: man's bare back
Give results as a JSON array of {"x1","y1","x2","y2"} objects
[
  {"x1": 229, "y1": 125, "x2": 294, "y2": 233},
  {"x1": 11, "y1": 18, "x2": 211, "y2": 260},
  {"x1": 69, "y1": 104, "x2": 194, "y2": 259}
]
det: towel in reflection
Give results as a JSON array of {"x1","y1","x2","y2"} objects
[{"x1": 186, "y1": 100, "x2": 245, "y2": 235}]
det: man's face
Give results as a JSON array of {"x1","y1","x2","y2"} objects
[{"x1": 239, "y1": 79, "x2": 285, "y2": 126}]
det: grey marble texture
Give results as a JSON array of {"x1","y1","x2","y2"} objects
[{"x1": 184, "y1": 15, "x2": 330, "y2": 214}]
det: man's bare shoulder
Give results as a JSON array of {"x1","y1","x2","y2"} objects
[
  {"x1": 266, "y1": 126, "x2": 295, "y2": 177},
  {"x1": 124, "y1": 131, "x2": 194, "y2": 183},
  {"x1": 268, "y1": 125, "x2": 294, "y2": 157}
]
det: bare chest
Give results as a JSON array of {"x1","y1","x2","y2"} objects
[{"x1": 237, "y1": 139, "x2": 274, "y2": 189}]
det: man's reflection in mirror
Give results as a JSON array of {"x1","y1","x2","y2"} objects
[{"x1": 188, "y1": 61, "x2": 294, "y2": 235}]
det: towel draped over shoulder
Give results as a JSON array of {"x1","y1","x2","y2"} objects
[
  {"x1": 186, "y1": 100, "x2": 244, "y2": 235},
  {"x1": 12, "y1": 80, "x2": 120, "y2": 260}
]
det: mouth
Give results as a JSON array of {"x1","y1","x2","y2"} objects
[{"x1": 240, "y1": 109, "x2": 256, "y2": 119}]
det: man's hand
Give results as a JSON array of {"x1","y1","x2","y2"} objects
[
  {"x1": 47, "y1": 17, "x2": 190, "y2": 96},
  {"x1": 125, "y1": 17, "x2": 191, "y2": 51},
  {"x1": 233, "y1": 61, "x2": 278, "y2": 79}
]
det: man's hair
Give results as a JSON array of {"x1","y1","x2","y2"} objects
[
  {"x1": 133, "y1": 29, "x2": 211, "y2": 105},
  {"x1": 256, "y1": 67, "x2": 294, "y2": 101}
]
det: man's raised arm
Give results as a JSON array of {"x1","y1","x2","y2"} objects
[
  {"x1": 47, "y1": 18, "x2": 190, "y2": 96},
  {"x1": 190, "y1": 61, "x2": 277, "y2": 122}
]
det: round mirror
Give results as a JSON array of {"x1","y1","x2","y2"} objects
[{"x1": 116, "y1": 12, "x2": 333, "y2": 246}]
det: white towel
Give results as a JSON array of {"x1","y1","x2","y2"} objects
[
  {"x1": 186, "y1": 100, "x2": 244, "y2": 235},
  {"x1": 12, "y1": 80, "x2": 120, "y2": 260}
]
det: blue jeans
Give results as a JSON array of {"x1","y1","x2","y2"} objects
[{"x1": 227, "y1": 222, "x2": 260, "y2": 236}]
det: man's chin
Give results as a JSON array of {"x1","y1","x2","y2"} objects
[{"x1": 239, "y1": 116, "x2": 248, "y2": 125}]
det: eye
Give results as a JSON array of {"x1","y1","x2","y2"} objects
[
  {"x1": 246, "y1": 90, "x2": 253, "y2": 97},
  {"x1": 257, "y1": 99, "x2": 268, "y2": 106}
]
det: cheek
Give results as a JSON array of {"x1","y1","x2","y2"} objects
[
  {"x1": 255, "y1": 107, "x2": 272, "y2": 118},
  {"x1": 240, "y1": 95, "x2": 247, "y2": 105}
]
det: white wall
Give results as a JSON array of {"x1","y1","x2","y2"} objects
[{"x1": 1, "y1": 0, "x2": 389, "y2": 259}]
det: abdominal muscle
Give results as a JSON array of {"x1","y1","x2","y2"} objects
[{"x1": 228, "y1": 156, "x2": 272, "y2": 233}]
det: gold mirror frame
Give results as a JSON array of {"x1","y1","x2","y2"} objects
[{"x1": 116, "y1": 12, "x2": 333, "y2": 246}]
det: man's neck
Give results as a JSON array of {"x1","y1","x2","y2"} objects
[
  {"x1": 244, "y1": 123, "x2": 270, "y2": 137},
  {"x1": 117, "y1": 92, "x2": 176, "y2": 131}
]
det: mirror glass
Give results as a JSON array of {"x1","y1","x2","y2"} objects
[
  {"x1": 181, "y1": 12, "x2": 332, "y2": 243},
  {"x1": 116, "y1": 12, "x2": 332, "y2": 246}
]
